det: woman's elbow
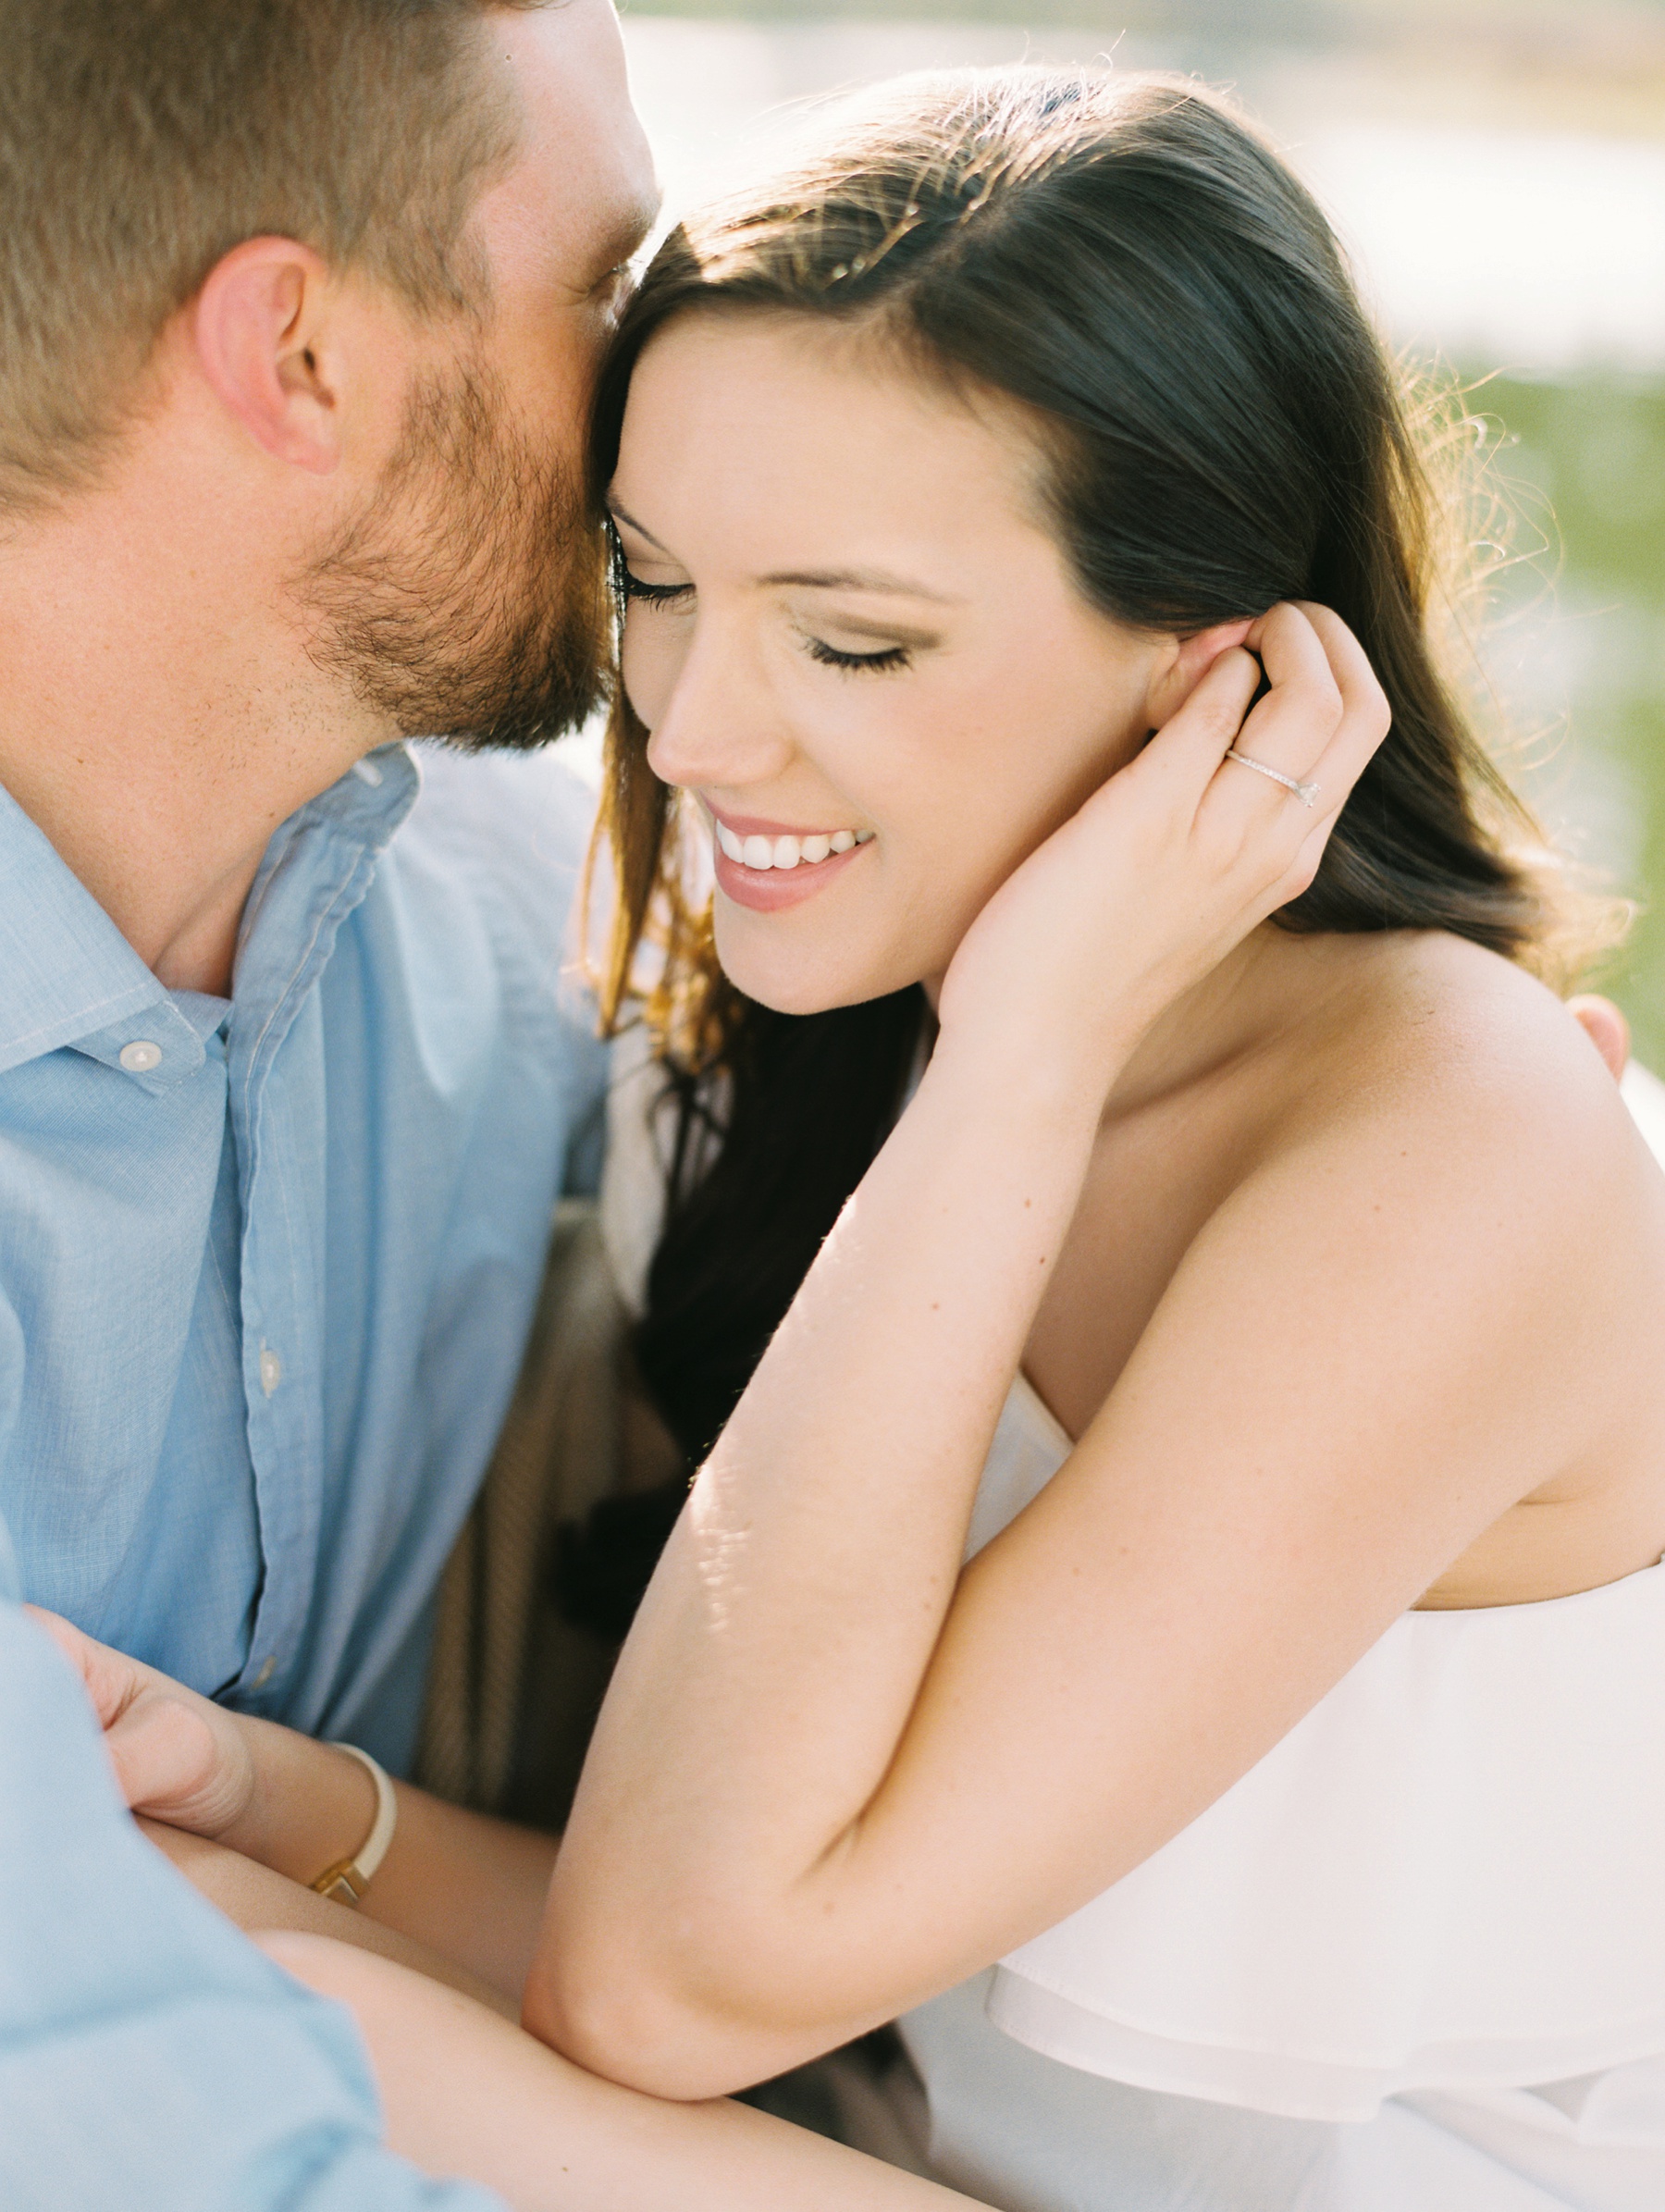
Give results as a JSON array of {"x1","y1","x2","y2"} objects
[{"x1": 522, "y1": 1945, "x2": 813, "y2": 2103}]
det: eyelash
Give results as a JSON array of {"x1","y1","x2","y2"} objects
[
  {"x1": 614, "y1": 541, "x2": 912, "y2": 676},
  {"x1": 619, "y1": 572, "x2": 694, "y2": 609},
  {"x1": 804, "y1": 637, "x2": 912, "y2": 676}
]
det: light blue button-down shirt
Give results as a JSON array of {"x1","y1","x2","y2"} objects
[
  {"x1": 0, "y1": 738, "x2": 606, "y2": 1769},
  {"x1": 0, "y1": 1514, "x2": 506, "y2": 2210}
]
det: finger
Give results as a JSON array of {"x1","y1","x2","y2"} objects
[
  {"x1": 108, "y1": 1696, "x2": 223, "y2": 1816},
  {"x1": 1568, "y1": 995, "x2": 1630, "y2": 1081},
  {"x1": 1132, "y1": 644, "x2": 1263, "y2": 806},
  {"x1": 25, "y1": 1604, "x2": 135, "y2": 1724},
  {"x1": 1222, "y1": 605, "x2": 1344, "y2": 793},
  {"x1": 24, "y1": 1603, "x2": 83, "y2": 1653},
  {"x1": 1281, "y1": 602, "x2": 1391, "y2": 818},
  {"x1": 1222, "y1": 604, "x2": 1389, "y2": 846}
]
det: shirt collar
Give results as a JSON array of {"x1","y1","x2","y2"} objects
[{"x1": 0, "y1": 742, "x2": 420, "y2": 1086}]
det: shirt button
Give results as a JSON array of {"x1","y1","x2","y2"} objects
[
  {"x1": 118, "y1": 1040, "x2": 163, "y2": 1074},
  {"x1": 352, "y1": 756, "x2": 385, "y2": 787},
  {"x1": 251, "y1": 1656, "x2": 277, "y2": 1690},
  {"x1": 259, "y1": 1349, "x2": 283, "y2": 1396}
]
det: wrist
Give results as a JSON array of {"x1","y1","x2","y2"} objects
[
  {"x1": 921, "y1": 1019, "x2": 1124, "y2": 1146},
  {"x1": 220, "y1": 1720, "x2": 378, "y2": 1889}
]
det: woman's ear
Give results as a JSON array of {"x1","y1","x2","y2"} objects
[{"x1": 1144, "y1": 619, "x2": 1256, "y2": 732}]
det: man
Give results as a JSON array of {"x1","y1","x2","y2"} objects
[{"x1": 0, "y1": 1, "x2": 656, "y2": 2201}]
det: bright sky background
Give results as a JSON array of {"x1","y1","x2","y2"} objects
[{"x1": 621, "y1": 13, "x2": 1665, "y2": 377}]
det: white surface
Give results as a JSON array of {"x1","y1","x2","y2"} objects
[{"x1": 1301, "y1": 125, "x2": 1665, "y2": 375}]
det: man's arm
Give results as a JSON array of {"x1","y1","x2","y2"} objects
[{"x1": 0, "y1": 1544, "x2": 507, "y2": 2212}]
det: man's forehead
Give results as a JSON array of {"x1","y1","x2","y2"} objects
[{"x1": 482, "y1": 0, "x2": 660, "y2": 279}]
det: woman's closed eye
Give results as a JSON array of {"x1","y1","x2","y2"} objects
[
  {"x1": 621, "y1": 570, "x2": 696, "y2": 609},
  {"x1": 801, "y1": 634, "x2": 913, "y2": 676},
  {"x1": 621, "y1": 570, "x2": 915, "y2": 674}
]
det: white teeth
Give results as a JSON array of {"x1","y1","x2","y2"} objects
[{"x1": 716, "y1": 820, "x2": 871, "y2": 871}]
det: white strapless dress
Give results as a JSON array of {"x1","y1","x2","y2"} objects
[{"x1": 837, "y1": 1368, "x2": 1665, "y2": 2212}]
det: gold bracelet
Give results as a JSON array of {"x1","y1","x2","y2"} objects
[{"x1": 309, "y1": 1744, "x2": 397, "y2": 1908}]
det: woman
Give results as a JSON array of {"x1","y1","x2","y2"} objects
[{"x1": 45, "y1": 66, "x2": 1665, "y2": 2212}]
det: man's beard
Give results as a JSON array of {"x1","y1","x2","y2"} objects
[{"x1": 298, "y1": 356, "x2": 611, "y2": 752}]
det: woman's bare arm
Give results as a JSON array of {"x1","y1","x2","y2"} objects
[
  {"x1": 138, "y1": 1816, "x2": 521, "y2": 2016},
  {"x1": 261, "y1": 1931, "x2": 989, "y2": 2212},
  {"x1": 212, "y1": 1727, "x2": 560, "y2": 2005}
]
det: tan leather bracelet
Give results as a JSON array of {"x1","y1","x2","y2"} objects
[{"x1": 309, "y1": 1744, "x2": 397, "y2": 1908}]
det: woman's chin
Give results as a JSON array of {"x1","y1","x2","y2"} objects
[
  {"x1": 717, "y1": 965, "x2": 862, "y2": 1019},
  {"x1": 712, "y1": 923, "x2": 899, "y2": 1019}
]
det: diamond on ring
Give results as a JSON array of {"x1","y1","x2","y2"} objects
[{"x1": 1224, "y1": 748, "x2": 1321, "y2": 809}]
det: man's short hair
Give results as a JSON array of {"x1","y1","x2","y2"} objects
[{"x1": 0, "y1": 0, "x2": 548, "y2": 510}]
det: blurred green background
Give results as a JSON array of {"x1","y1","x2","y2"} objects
[{"x1": 617, "y1": 0, "x2": 1665, "y2": 1059}]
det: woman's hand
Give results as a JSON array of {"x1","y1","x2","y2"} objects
[
  {"x1": 936, "y1": 603, "x2": 1390, "y2": 1096},
  {"x1": 30, "y1": 1604, "x2": 565, "y2": 2007},
  {"x1": 27, "y1": 1606, "x2": 379, "y2": 1893},
  {"x1": 28, "y1": 1606, "x2": 259, "y2": 1838}
]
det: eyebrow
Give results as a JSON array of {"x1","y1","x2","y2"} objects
[
  {"x1": 760, "y1": 566, "x2": 964, "y2": 605},
  {"x1": 609, "y1": 500, "x2": 670, "y2": 550}
]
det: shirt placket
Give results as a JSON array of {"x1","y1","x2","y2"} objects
[{"x1": 224, "y1": 759, "x2": 417, "y2": 1712}]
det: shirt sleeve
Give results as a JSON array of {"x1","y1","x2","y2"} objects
[{"x1": 0, "y1": 1517, "x2": 506, "y2": 2212}]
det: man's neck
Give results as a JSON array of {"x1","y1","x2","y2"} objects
[{"x1": 0, "y1": 504, "x2": 388, "y2": 997}]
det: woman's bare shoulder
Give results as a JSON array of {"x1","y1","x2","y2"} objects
[
  {"x1": 1226, "y1": 927, "x2": 1665, "y2": 1374},
  {"x1": 1279, "y1": 930, "x2": 1643, "y2": 1173}
]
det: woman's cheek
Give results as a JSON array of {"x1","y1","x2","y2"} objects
[{"x1": 620, "y1": 609, "x2": 684, "y2": 729}]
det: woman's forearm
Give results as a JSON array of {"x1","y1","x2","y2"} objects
[
  {"x1": 265, "y1": 1933, "x2": 989, "y2": 2212},
  {"x1": 536, "y1": 1047, "x2": 1107, "y2": 2075},
  {"x1": 140, "y1": 1818, "x2": 518, "y2": 2017},
  {"x1": 361, "y1": 1786, "x2": 558, "y2": 2005},
  {"x1": 218, "y1": 1721, "x2": 558, "y2": 2006}
]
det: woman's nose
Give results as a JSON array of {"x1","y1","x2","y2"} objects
[{"x1": 644, "y1": 625, "x2": 797, "y2": 795}]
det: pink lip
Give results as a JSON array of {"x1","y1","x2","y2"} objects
[
  {"x1": 714, "y1": 841, "x2": 868, "y2": 912},
  {"x1": 704, "y1": 803, "x2": 860, "y2": 840},
  {"x1": 700, "y1": 803, "x2": 871, "y2": 915}
]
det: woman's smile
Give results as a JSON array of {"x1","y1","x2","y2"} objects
[{"x1": 707, "y1": 801, "x2": 876, "y2": 911}]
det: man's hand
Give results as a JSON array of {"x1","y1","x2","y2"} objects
[{"x1": 25, "y1": 1607, "x2": 257, "y2": 1837}]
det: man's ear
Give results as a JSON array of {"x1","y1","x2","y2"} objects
[
  {"x1": 191, "y1": 238, "x2": 344, "y2": 475},
  {"x1": 1144, "y1": 619, "x2": 1256, "y2": 732}
]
